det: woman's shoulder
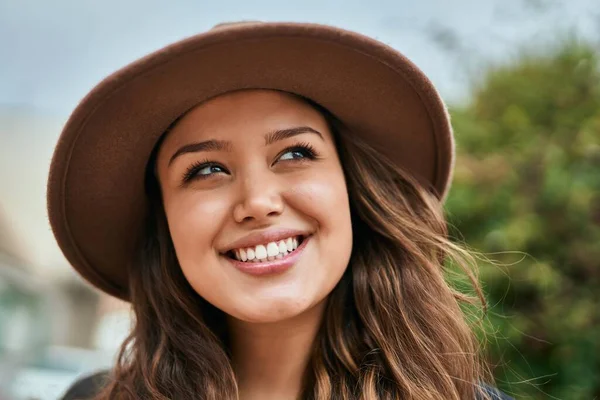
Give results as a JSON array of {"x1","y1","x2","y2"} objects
[{"x1": 60, "y1": 369, "x2": 111, "y2": 400}]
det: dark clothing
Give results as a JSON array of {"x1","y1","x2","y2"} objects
[
  {"x1": 60, "y1": 370, "x2": 109, "y2": 400},
  {"x1": 478, "y1": 384, "x2": 514, "y2": 400},
  {"x1": 61, "y1": 370, "x2": 514, "y2": 399}
]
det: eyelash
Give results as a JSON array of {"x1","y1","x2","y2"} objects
[{"x1": 180, "y1": 141, "x2": 320, "y2": 183}]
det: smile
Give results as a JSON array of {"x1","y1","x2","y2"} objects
[
  {"x1": 222, "y1": 234, "x2": 311, "y2": 277},
  {"x1": 226, "y1": 235, "x2": 305, "y2": 263}
]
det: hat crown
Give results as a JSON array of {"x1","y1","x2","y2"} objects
[{"x1": 211, "y1": 21, "x2": 263, "y2": 31}]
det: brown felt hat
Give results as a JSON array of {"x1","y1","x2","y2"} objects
[{"x1": 47, "y1": 21, "x2": 455, "y2": 301}]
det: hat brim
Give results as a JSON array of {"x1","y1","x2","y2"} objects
[{"x1": 47, "y1": 22, "x2": 454, "y2": 300}]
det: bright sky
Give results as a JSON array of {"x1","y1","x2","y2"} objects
[{"x1": 0, "y1": 0, "x2": 598, "y2": 274}]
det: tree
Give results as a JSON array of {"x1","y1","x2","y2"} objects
[{"x1": 446, "y1": 40, "x2": 600, "y2": 399}]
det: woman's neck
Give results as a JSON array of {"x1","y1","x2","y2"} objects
[{"x1": 227, "y1": 299, "x2": 327, "y2": 400}]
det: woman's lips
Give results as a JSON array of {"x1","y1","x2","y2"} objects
[{"x1": 224, "y1": 236, "x2": 310, "y2": 276}]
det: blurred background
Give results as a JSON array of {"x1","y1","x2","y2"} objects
[{"x1": 0, "y1": 0, "x2": 598, "y2": 399}]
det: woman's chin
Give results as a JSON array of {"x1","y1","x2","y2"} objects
[{"x1": 226, "y1": 297, "x2": 322, "y2": 324}]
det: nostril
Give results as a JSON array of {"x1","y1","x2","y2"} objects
[{"x1": 232, "y1": 192, "x2": 285, "y2": 223}]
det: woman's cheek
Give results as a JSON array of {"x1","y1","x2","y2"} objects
[
  {"x1": 166, "y1": 191, "x2": 229, "y2": 255},
  {"x1": 285, "y1": 168, "x2": 351, "y2": 228}
]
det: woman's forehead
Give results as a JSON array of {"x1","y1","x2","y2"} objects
[{"x1": 157, "y1": 89, "x2": 331, "y2": 152}]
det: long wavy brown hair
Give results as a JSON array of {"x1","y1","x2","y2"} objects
[{"x1": 95, "y1": 97, "x2": 493, "y2": 399}]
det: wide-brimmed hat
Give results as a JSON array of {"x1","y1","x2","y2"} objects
[{"x1": 47, "y1": 21, "x2": 455, "y2": 301}]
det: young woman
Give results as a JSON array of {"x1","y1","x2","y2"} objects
[{"x1": 49, "y1": 22, "x2": 513, "y2": 399}]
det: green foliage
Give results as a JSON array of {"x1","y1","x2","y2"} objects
[{"x1": 446, "y1": 40, "x2": 600, "y2": 399}]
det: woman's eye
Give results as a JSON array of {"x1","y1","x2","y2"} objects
[
  {"x1": 183, "y1": 162, "x2": 227, "y2": 183},
  {"x1": 279, "y1": 149, "x2": 307, "y2": 161},
  {"x1": 197, "y1": 164, "x2": 225, "y2": 176},
  {"x1": 277, "y1": 145, "x2": 317, "y2": 162}
]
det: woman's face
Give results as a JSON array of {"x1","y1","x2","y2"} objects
[{"x1": 155, "y1": 90, "x2": 353, "y2": 323}]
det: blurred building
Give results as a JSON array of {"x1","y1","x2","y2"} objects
[{"x1": 0, "y1": 107, "x2": 130, "y2": 399}]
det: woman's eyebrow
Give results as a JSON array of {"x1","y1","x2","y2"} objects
[
  {"x1": 265, "y1": 126, "x2": 323, "y2": 145},
  {"x1": 168, "y1": 126, "x2": 322, "y2": 166},
  {"x1": 169, "y1": 139, "x2": 232, "y2": 166}
]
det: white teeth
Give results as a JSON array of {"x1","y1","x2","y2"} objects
[
  {"x1": 255, "y1": 244, "x2": 267, "y2": 260},
  {"x1": 278, "y1": 240, "x2": 287, "y2": 253},
  {"x1": 231, "y1": 236, "x2": 304, "y2": 262},
  {"x1": 266, "y1": 242, "x2": 279, "y2": 257}
]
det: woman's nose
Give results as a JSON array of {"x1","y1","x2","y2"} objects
[{"x1": 232, "y1": 172, "x2": 284, "y2": 224}]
